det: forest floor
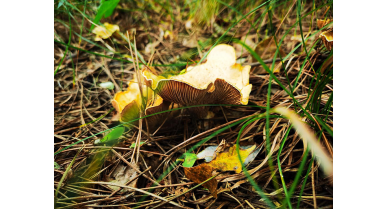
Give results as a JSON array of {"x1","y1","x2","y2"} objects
[{"x1": 54, "y1": 1, "x2": 333, "y2": 208}]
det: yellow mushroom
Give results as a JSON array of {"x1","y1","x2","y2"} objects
[{"x1": 112, "y1": 75, "x2": 171, "y2": 129}]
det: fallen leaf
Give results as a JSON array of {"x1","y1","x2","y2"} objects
[
  {"x1": 207, "y1": 144, "x2": 256, "y2": 173},
  {"x1": 92, "y1": 22, "x2": 120, "y2": 41},
  {"x1": 54, "y1": 162, "x2": 61, "y2": 169},
  {"x1": 95, "y1": 126, "x2": 125, "y2": 145},
  {"x1": 214, "y1": 139, "x2": 226, "y2": 154},
  {"x1": 184, "y1": 164, "x2": 218, "y2": 198},
  {"x1": 242, "y1": 145, "x2": 261, "y2": 165},
  {"x1": 197, "y1": 144, "x2": 258, "y2": 165},
  {"x1": 197, "y1": 146, "x2": 217, "y2": 162},
  {"x1": 130, "y1": 141, "x2": 145, "y2": 148},
  {"x1": 107, "y1": 163, "x2": 139, "y2": 193},
  {"x1": 99, "y1": 81, "x2": 114, "y2": 90}
]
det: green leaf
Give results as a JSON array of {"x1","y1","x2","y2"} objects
[
  {"x1": 99, "y1": 127, "x2": 125, "y2": 143},
  {"x1": 57, "y1": 0, "x2": 66, "y2": 9},
  {"x1": 90, "y1": 0, "x2": 120, "y2": 31},
  {"x1": 54, "y1": 162, "x2": 61, "y2": 169},
  {"x1": 130, "y1": 141, "x2": 145, "y2": 148},
  {"x1": 182, "y1": 153, "x2": 197, "y2": 168}
]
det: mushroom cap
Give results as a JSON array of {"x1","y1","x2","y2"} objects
[
  {"x1": 142, "y1": 44, "x2": 252, "y2": 117},
  {"x1": 111, "y1": 76, "x2": 170, "y2": 127},
  {"x1": 320, "y1": 29, "x2": 333, "y2": 51}
]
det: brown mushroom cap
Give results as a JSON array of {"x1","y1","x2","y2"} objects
[{"x1": 142, "y1": 44, "x2": 252, "y2": 118}]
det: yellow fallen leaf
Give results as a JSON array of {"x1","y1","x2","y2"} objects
[
  {"x1": 92, "y1": 23, "x2": 120, "y2": 41},
  {"x1": 207, "y1": 144, "x2": 256, "y2": 173}
]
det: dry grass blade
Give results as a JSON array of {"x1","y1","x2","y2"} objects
[{"x1": 273, "y1": 107, "x2": 333, "y2": 176}]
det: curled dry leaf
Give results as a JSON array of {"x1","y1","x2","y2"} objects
[
  {"x1": 111, "y1": 75, "x2": 171, "y2": 129},
  {"x1": 184, "y1": 163, "x2": 218, "y2": 198},
  {"x1": 142, "y1": 44, "x2": 252, "y2": 118},
  {"x1": 92, "y1": 22, "x2": 120, "y2": 41},
  {"x1": 207, "y1": 144, "x2": 256, "y2": 173}
]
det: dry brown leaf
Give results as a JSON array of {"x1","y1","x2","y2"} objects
[
  {"x1": 207, "y1": 144, "x2": 256, "y2": 173},
  {"x1": 184, "y1": 164, "x2": 218, "y2": 198}
]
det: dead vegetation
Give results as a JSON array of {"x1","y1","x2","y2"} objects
[{"x1": 54, "y1": 0, "x2": 333, "y2": 208}]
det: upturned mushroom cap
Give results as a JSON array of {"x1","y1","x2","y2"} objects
[
  {"x1": 142, "y1": 44, "x2": 252, "y2": 118},
  {"x1": 111, "y1": 76, "x2": 170, "y2": 128}
]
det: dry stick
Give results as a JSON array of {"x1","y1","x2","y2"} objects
[
  {"x1": 245, "y1": 200, "x2": 256, "y2": 209},
  {"x1": 111, "y1": 149, "x2": 160, "y2": 186},
  {"x1": 187, "y1": 179, "x2": 247, "y2": 205},
  {"x1": 140, "y1": 154, "x2": 160, "y2": 184},
  {"x1": 56, "y1": 196, "x2": 121, "y2": 209},
  {"x1": 64, "y1": 145, "x2": 169, "y2": 157},
  {"x1": 223, "y1": 192, "x2": 244, "y2": 209},
  {"x1": 140, "y1": 182, "x2": 194, "y2": 190},
  {"x1": 127, "y1": 123, "x2": 166, "y2": 154},
  {"x1": 152, "y1": 113, "x2": 258, "y2": 176},
  {"x1": 58, "y1": 195, "x2": 109, "y2": 201}
]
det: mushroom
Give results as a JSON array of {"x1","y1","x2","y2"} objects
[
  {"x1": 317, "y1": 19, "x2": 333, "y2": 51},
  {"x1": 111, "y1": 76, "x2": 171, "y2": 129},
  {"x1": 142, "y1": 44, "x2": 252, "y2": 118},
  {"x1": 319, "y1": 29, "x2": 333, "y2": 51}
]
